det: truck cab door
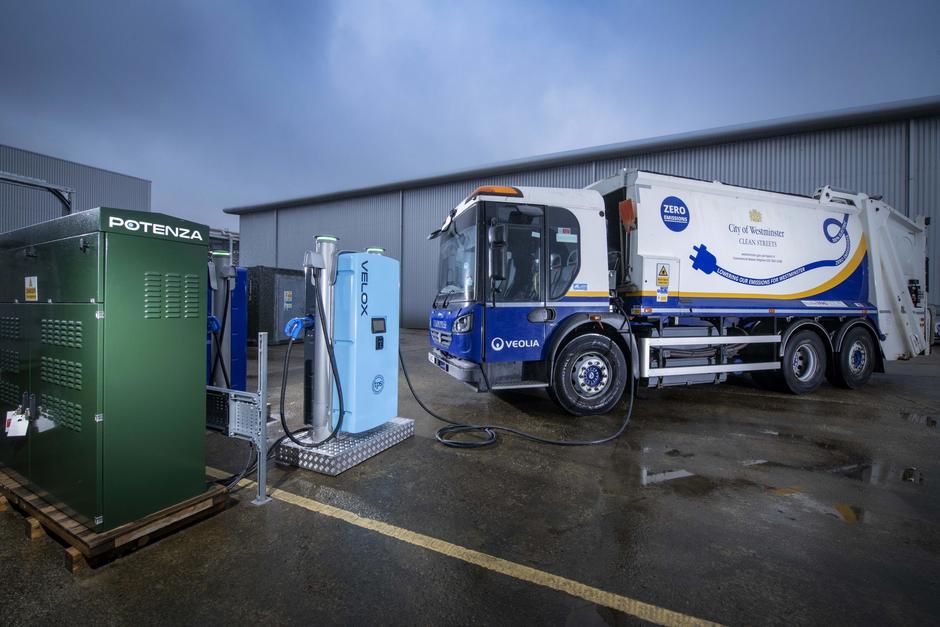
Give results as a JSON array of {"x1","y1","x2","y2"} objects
[{"x1": 483, "y1": 203, "x2": 547, "y2": 362}]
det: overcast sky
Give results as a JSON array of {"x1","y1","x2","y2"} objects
[{"x1": 1, "y1": 0, "x2": 938, "y2": 229}]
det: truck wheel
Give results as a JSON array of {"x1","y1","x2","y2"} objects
[
  {"x1": 551, "y1": 333, "x2": 627, "y2": 416},
  {"x1": 830, "y1": 326, "x2": 875, "y2": 389},
  {"x1": 781, "y1": 330, "x2": 827, "y2": 394}
]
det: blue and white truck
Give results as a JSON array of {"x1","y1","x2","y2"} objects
[{"x1": 428, "y1": 170, "x2": 932, "y2": 415}]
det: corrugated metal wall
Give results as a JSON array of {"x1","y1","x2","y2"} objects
[
  {"x1": 239, "y1": 116, "x2": 940, "y2": 327},
  {"x1": 0, "y1": 144, "x2": 151, "y2": 233},
  {"x1": 911, "y1": 117, "x2": 940, "y2": 299},
  {"x1": 274, "y1": 192, "x2": 402, "y2": 270}
]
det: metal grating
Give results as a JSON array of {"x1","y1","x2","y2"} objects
[
  {"x1": 430, "y1": 329, "x2": 451, "y2": 348},
  {"x1": 40, "y1": 394, "x2": 82, "y2": 432},
  {"x1": 276, "y1": 418, "x2": 414, "y2": 476},
  {"x1": 143, "y1": 272, "x2": 162, "y2": 319},
  {"x1": 0, "y1": 379, "x2": 19, "y2": 407},
  {"x1": 184, "y1": 274, "x2": 200, "y2": 318},
  {"x1": 0, "y1": 349, "x2": 18, "y2": 373},
  {"x1": 40, "y1": 319, "x2": 83, "y2": 348},
  {"x1": 40, "y1": 356, "x2": 83, "y2": 390},
  {"x1": 0, "y1": 316, "x2": 20, "y2": 340}
]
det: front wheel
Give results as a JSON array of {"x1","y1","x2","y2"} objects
[{"x1": 550, "y1": 333, "x2": 628, "y2": 416}]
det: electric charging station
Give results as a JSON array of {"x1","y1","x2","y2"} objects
[{"x1": 275, "y1": 236, "x2": 413, "y2": 475}]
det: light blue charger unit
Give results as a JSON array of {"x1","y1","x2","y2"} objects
[{"x1": 331, "y1": 250, "x2": 400, "y2": 433}]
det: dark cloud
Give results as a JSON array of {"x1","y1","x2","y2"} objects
[{"x1": 1, "y1": 0, "x2": 938, "y2": 228}]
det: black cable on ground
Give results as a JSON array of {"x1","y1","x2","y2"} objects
[
  {"x1": 212, "y1": 438, "x2": 257, "y2": 491},
  {"x1": 399, "y1": 350, "x2": 635, "y2": 449}
]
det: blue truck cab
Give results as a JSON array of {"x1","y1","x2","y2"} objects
[{"x1": 428, "y1": 184, "x2": 629, "y2": 416}]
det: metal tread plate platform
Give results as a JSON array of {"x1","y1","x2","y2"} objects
[{"x1": 275, "y1": 417, "x2": 414, "y2": 476}]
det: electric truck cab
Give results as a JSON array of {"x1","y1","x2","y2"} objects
[
  {"x1": 428, "y1": 184, "x2": 630, "y2": 415},
  {"x1": 428, "y1": 171, "x2": 931, "y2": 416}
]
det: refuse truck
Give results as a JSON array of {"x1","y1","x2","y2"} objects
[{"x1": 427, "y1": 169, "x2": 932, "y2": 415}]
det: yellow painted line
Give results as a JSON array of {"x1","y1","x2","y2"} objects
[{"x1": 207, "y1": 467, "x2": 723, "y2": 627}]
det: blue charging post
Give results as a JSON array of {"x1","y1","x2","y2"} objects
[{"x1": 276, "y1": 241, "x2": 414, "y2": 476}]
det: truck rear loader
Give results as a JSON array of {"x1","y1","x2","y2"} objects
[{"x1": 428, "y1": 170, "x2": 931, "y2": 415}]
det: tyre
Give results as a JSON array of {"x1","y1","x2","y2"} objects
[
  {"x1": 550, "y1": 333, "x2": 628, "y2": 416},
  {"x1": 780, "y1": 329, "x2": 827, "y2": 394},
  {"x1": 830, "y1": 326, "x2": 876, "y2": 389}
]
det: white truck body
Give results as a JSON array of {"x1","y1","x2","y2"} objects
[{"x1": 609, "y1": 171, "x2": 930, "y2": 361}]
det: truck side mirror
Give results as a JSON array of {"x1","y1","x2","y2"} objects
[{"x1": 488, "y1": 224, "x2": 508, "y2": 281}]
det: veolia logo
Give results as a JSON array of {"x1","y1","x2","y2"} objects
[
  {"x1": 490, "y1": 337, "x2": 540, "y2": 351},
  {"x1": 372, "y1": 374, "x2": 384, "y2": 394},
  {"x1": 108, "y1": 216, "x2": 204, "y2": 241},
  {"x1": 660, "y1": 196, "x2": 690, "y2": 233}
]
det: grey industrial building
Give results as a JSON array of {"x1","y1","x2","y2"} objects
[
  {"x1": 1, "y1": 144, "x2": 152, "y2": 231},
  {"x1": 229, "y1": 96, "x2": 937, "y2": 327}
]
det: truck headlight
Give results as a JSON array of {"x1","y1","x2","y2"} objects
[{"x1": 453, "y1": 313, "x2": 472, "y2": 333}]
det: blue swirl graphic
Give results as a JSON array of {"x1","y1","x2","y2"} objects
[{"x1": 689, "y1": 213, "x2": 851, "y2": 288}]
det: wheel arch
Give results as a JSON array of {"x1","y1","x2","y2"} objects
[
  {"x1": 832, "y1": 318, "x2": 885, "y2": 373},
  {"x1": 778, "y1": 319, "x2": 833, "y2": 360},
  {"x1": 546, "y1": 313, "x2": 637, "y2": 382}
]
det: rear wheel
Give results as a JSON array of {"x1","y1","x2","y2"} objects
[
  {"x1": 550, "y1": 333, "x2": 627, "y2": 416},
  {"x1": 829, "y1": 326, "x2": 875, "y2": 389},
  {"x1": 781, "y1": 329, "x2": 827, "y2": 394}
]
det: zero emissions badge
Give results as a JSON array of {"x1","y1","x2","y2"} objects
[{"x1": 660, "y1": 196, "x2": 690, "y2": 232}]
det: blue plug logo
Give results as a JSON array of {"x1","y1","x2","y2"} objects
[{"x1": 689, "y1": 244, "x2": 718, "y2": 274}]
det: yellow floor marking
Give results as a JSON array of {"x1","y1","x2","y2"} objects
[
  {"x1": 768, "y1": 486, "x2": 804, "y2": 496},
  {"x1": 206, "y1": 467, "x2": 723, "y2": 627}
]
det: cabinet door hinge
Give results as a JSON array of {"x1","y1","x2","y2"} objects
[
  {"x1": 95, "y1": 311, "x2": 105, "y2": 320},
  {"x1": 94, "y1": 515, "x2": 103, "y2": 526},
  {"x1": 94, "y1": 413, "x2": 103, "y2": 423}
]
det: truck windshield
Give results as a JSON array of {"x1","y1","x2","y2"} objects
[{"x1": 436, "y1": 205, "x2": 477, "y2": 306}]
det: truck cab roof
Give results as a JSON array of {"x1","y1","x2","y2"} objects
[{"x1": 453, "y1": 186, "x2": 603, "y2": 217}]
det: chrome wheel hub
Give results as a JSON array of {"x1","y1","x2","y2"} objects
[
  {"x1": 848, "y1": 340, "x2": 868, "y2": 376},
  {"x1": 792, "y1": 343, "x2": 819, "y2": 382},
  {"x1": 572, "y1": 352, "x2": 610, "y2": 397}
]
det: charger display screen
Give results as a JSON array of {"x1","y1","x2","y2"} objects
[{"x1": 371, "y1": 318, "x2": 386, "y2": 334}]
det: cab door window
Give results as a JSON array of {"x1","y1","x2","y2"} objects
[
  {"x1": 547, "y1": 206, "x2": 581, "y2": 300},
  {"x1": 485, "y1": 203, "x2": 543, "y2": 303}
]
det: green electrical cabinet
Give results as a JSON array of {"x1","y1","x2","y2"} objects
[{"x1": 0, "y1": 208, "x2": 209, "y2": 531}]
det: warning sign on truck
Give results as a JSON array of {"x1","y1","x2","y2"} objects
[
  {"x1": 24, "y1": 276, "x2": 38, "y2": 302},
  {"x1": 656, "y1": 264, "x2": 670, "y2": 287}
]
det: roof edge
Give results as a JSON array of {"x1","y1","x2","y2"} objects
[{"x1": 224, "y1": 95, "x2": 940, "y2": 215}]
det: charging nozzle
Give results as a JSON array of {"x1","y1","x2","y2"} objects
[{"x1": 285, "y1": 315, "x2": 315, "y2": 340}]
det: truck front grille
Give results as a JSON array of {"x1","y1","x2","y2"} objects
[{"x1": 431, "y1": 329, "x2": 452, "y2": 348}]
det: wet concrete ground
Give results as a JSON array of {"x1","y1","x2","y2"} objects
[{"x1": 2, "y1": 329, "x2": 939, "y2": 625}]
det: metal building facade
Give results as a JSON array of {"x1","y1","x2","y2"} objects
[
  {"x1": 227, "y1": 98, "x2": 940, "y2": 327},
  {"x1": 1, "y1": 144, "x2": 151, "y2": 233}
]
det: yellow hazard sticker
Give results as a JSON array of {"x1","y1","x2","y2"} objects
[
  {"x1": 24, "y1": 276, "x2": 38, "y2": 302},
  {"x1": 656, "y1": 263, "x2": 670, "y2": 287}
]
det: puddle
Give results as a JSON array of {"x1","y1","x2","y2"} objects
[
  {"x1": 835, "y1": 503, "x2": 865, "y2": 523},
  {"x1": 902, "y1": 467, "x2": 926, "y2": 484},
  {"x1": 829, "y1": 462, "x2": 926, "y2": 485},
  {"x1": 741, "y1": 459, "x2": 768, "y2": 466},
  {"x1": 641, "y1": 468, "x2": 695, "y2": 485},
  {"x1": 901, "y1": 412, "x2": 938, "y2": 428},
  {"x1": 665, "y1": 448, "x2": 694, "y2": 458}
]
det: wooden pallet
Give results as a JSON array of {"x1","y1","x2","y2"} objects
[{"x1": 0, "y1": 467, "x2": 228, "y2": 572}]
